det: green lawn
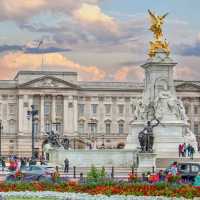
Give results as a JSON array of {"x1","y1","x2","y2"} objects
[{"x1": 6, "y1": 197, "x2": 58, "y2": 200}]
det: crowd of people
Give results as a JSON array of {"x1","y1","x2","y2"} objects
[
  {"x1": 0, "y1": 156, "x2": 47, "y2": 171},
  {"x1": 178, "y1": 143, "x2": 195, "y2": 159}
]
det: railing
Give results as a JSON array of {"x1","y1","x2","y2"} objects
[{"x1": 58, "y1": 166, "x2": 157, "y2": 179}]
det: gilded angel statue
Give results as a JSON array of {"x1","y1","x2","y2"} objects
[{"x1": 148, "y1": 10, "x2": 168, "y2": 40}]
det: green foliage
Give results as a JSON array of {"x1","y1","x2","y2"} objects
[{"x1": 86, "y1": 165, "x2": 107, "y2": 183}]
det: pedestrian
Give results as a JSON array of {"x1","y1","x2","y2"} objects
[
  {"x1": 1, "y1": 158, "x2": 5, "y2": 171},
  {"x1": 190, "y1": 146, "x2": 195, "y2": 160},
  {"x1": 178, "y1": 144, "x2": 182, "y2": 157},
  {"x1": 79, "y1": 172, "x2": 84, "y2": 184},
  {"x1": 64, "y1": 158, "x2": 69, "y2": 173},
  {"x1": 183, "y1": 143, "x2": 186, "y2": 157},
  {"x1": 187, "y1": 144, "x2": 191, "y2": 157},
  {"x1": 170, "y1": 162, "x2": 178, "y2": 176},
  {"x1": 20, "y1": 158, "x2": 26, "y2": 169}
]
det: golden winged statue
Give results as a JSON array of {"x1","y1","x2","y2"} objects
[
  {"x1": 148, "y1": 10, "x2": 170, "y2": 57},
  {"x1": 148, "y1": 9, "x2": 168, "y2": 40}
]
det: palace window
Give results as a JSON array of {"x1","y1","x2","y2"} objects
[
  {"x1": 184, "y1": 104, "x2": 190, "y2": 115},
  {"x1": 105, "y1": 120, "x2": 111, "y2": 134},
  {"x1": 9, "y1": 104, "x2": 16, "y2": 115},
  {"x1": 45, "y1": 122, "x2": 51, "y2": 133},
  {"x1": 194, "y1": 106, "x2": 199, "y2": 115},
  {"x1": 56, "y1": 104, "x2": 62, "y2": 116},
  {"x1": 118, "y1": 104, "x2": 124, "y2": 115},
  {"x1": 78, "y1": 104, "x2": 84, "y2": 115},
  {"x1": 118, "y1": 120, "x2": 124, "y2": 134},
  {"x1": 56, "y1": 96, "x2": 63, "y2": 116},
  {"x1": 88, "y1": 121, "x2": 97, "y2": 135},
  {"x1": 105, "y1": 104, "x2": 111, "y2": 114},
  {"x1": 44, "y1": 103, "x2": 51, "y2": 116},
  {"x1": 91, "y1": 104, "x2": 98, "y2": 114},
  {"x1": 8, "y1": 120, "x2": 16, "y2": 134},
  {"x1": 78, "y1": 120, "x2": 85, "y2": 134},
  {"x1": 52, "y1": 122, "x2": 62, "y2": 134}
]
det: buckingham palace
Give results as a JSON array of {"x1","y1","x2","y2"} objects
[{"x1": 0, "y1": 70, "x2": 200, "y2": 157}]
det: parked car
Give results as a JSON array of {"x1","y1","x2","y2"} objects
[
  {"x1": 166, "y1": 162, "x2": 200, "y2": 182},
  {"x1": 6, "y1": 165, "x2": 56, "y2": 182}
]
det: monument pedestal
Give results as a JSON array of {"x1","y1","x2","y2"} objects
[{"x1": 137, "y1": 152, "x2": 157, "y2": 173}]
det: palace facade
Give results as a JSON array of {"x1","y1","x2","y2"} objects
[{"x1": 1, "y1": 70, "x2": 200, "y2": 157}]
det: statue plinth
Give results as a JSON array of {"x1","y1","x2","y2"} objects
[{"x1": 137, "y1": 152, "x2": 157, "y2": 173}]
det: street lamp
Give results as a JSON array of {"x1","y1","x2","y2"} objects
[
  {"x1": 101, "y1": 134, "x2": 105, "y2": 149},
  {"x1": 27, "y1": 105, "x2": 38, "y2": 159},
  {"x1": 0, "y1": 121, "x2": 3, "y2": 157}
]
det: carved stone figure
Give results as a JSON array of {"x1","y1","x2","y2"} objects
[
  {"x1": 155, "y1": 90, "x2": 171, "y2": 119},
  {"x1": 138, "y1": 119, "x2": 160, "y2": 152},
  {"x1": 135, "y1": 99, "x2": 146, "y2": 120},
  {"x1": 155, "y1": 90, "x2": 180, "y2": 120},
  {"x1": 184, "y1": 127, "x2": 197, "y2": 150},
  {"x1": 176, "y1": 99, "x2": 188, "y2": 122}
]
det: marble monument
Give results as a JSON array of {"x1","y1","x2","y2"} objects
[{"x1": 126, "y1": 10, "x2": 198, "y2": 158}]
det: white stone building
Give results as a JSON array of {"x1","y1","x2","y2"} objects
[{"x1": 0, "y1": 70, "x2": 200, "y2": 157}]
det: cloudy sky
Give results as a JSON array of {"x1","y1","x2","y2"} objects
[{"x1": 0, "y1": 0, "x2": 199, "y2": 81}]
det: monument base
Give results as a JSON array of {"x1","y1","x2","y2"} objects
[
  {"x1": 137, "y1": 152, "x2": 157, "y2": 173},
  {"x1": 47, "y1": 148, "x2": 137, "y2": 168}
]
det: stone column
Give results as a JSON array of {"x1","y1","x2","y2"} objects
[
  {"x1": 27, "y1": 95, "x2": 33, "y2": 133},
  {"x1": 40, "y1": 95, "x2": 45, "y2": 134},
  {"x1": 18, "y1": 95, "x2": 24, "y2": 134},
  {"x1": 63, "y1": 95, "x2": 69, "y2": 134},
  {"x1": 52, "y1": 95, "x2": 56, "y2": 123},
  {"x1": 73, "y1": 96, "x2": 78, "y2": 133}
]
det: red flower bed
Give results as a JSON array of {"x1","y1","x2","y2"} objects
[{"x1": 0, "y1": 182, "x2": 200, "y2": 198}]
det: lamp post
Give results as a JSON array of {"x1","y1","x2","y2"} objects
[
  {"x1": 27, "y1": 105, "x2": 38, "y2": 159},
  {"x1": 0, "y1": 121, "x2": 3, "y2": 157},
  {"x1": 102, "y1": 134, "x2": 105, "y2": 149}
]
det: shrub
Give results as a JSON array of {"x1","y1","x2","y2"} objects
[{"x1": 86, "y1": 165, "x2": 107, "y2": 183}]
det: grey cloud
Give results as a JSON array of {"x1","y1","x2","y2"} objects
[
  {"x1": 20, "y1": 15, "x2": 148, "y2": 54},
  {"x1": 0, "y1": 44, "x2": 71, "y2": 54},
  {"x1": 175, "y1": 41, "x2": 200, "y2": 56},
  {"x1": 0, "y1": 45, "x2": 22, "y2": 52}
]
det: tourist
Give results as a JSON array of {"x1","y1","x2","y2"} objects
[
  {"x1": 183, "y1": 143, "x2": 186, "y2": 157},
  {"x1": 79, "y1": 172, "x2": 85, "y2": 184},
  {"x1": 158, "y1": 170, "x2": 165, "y2": 182},
  {"x1": 178, "y1": 144, "x2": 183, "y2": 157},
  {"x1": 186, "y1": 144, "x2": 191, "y2": 157},
  {"x1": 20, "y1": 158, "x2": 26, "y2": 169},
  {"x1": 170, "y1": 162, "x2": 178, "y2": 175},
  {"x1": 190, "y1": 146, "x2": 195, "y2": 160},
  {"x1": 64, "y1": 158, "x2": 69, "y2": 173},
  {"x1": 1, "y1": 158, "x2": 5, "y2": 171}
]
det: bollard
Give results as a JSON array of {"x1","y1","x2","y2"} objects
[
  {"x1": 152, "y1": 166, "x2": 155, "y2": 173},
  {"x1": 73, "y1": 166, "x2": 76, "y2": 178},
  {"x1": 111, "y1": 166, "x2": 114, "y2": 179},
  {"x1": 131, "y1": 166, "x2": 134, "y2": 174}
]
